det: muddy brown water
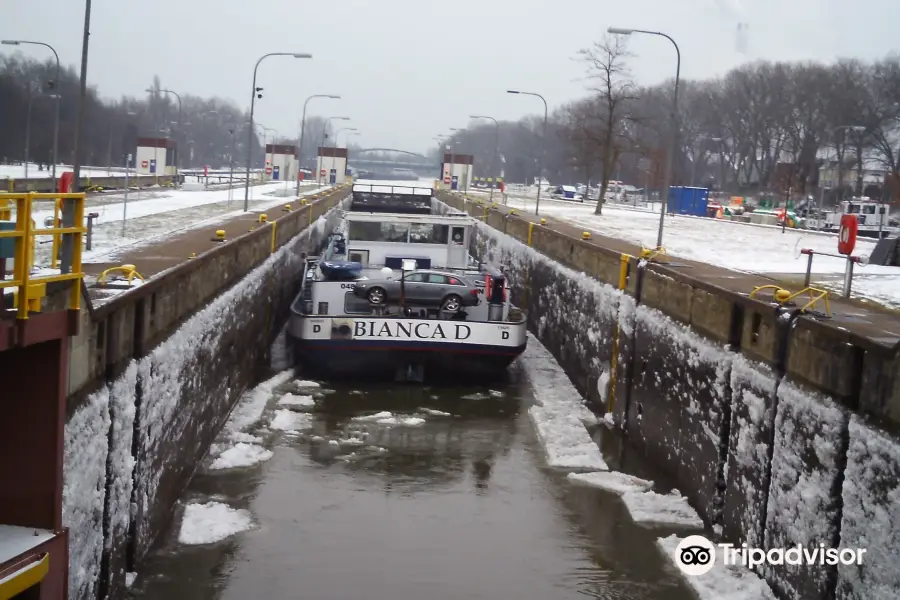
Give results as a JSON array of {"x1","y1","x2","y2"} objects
[{"x1": 128, "y1": 367, "x2": 695, "y2": 600}]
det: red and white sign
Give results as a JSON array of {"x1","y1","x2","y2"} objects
[
  {"x1": 320, "y1": 169, "x2": 327, "y2": 177},
  {"x1": 204, "y1": 165, "x2": 209, "y2": 176},
  {"x1": 265, "y1": 167, "x2": 273, "y2": 175},
  {"x1": 838, "y1": 214, "x2": 859, "y2": 255},
  {"x1": 141, "y1": 160, "x2": 149, "y2": 168},
  {"x1": 443, "y1": 176, "x2": 451, "y2": 184},
  {"x1": 298, "y1": 172, "x2": 305, "y2": 181}
]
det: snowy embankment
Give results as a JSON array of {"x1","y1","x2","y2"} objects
[
  {"x1": 500, "y1": 194, "x2": 900, "y2": 309},
  {"x1": 0, "y1": 163, "x2": 113, "y2": 179},
  {"x1": 26, "y1": 181, "x2": 331, "y2": 266}
]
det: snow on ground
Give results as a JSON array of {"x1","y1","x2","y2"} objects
[
  {"x1": 520, "y1": 333, "x2": 608, "y2": 472},
  {"x1": 621, "y1": 490, "x2": 705, "y2": 529},
  {"x1": 567, "y1": 471, "x2": 654, "y2": 495},
  {"x1": 656, "y1": 535, "x2": 778, "y2": 599},
  {"x1": 177, "y1": 501, "x2": 254, "y2": 545},
  {"x1": 209, "y1": 443, "x2": 273, "y2": 470},
  {"x1": 15, "y1": 181, "x2": 331, "y2": 268},
  {"x1": 0, "y1": 163, "x2": 113, "y2": 179},
  {"x1": 501, "y1": 194, "x2": 900, "y2": 307}
]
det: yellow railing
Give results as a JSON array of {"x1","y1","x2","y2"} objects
[{"x1": 0, "y1": 192, "x2": 86, "y2": 319}]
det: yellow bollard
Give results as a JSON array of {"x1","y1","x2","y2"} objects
[
  {"x1": 540, "y1": 218, "x2": 547, "y2": 225},
  {"x1": 283, "y1": 204, "x2": 292, "y2": 212},
  {"x1": 300, "y1": 199, "x2": 308, "y2": 205},
  {"x1": 258, "y1": 214, "x2": 268, "y2": 223},
  {"x1": 189, "y1": 252, "x2": 196, "y2": 259},
  {"x1": 582, "y1": 232, "x2": 591, "y2": 240},
  {"x1": 510, "y1": 209, "x2": 518, "y2": 216},
  {"x1": 211, "y1": 229, "x2": 226, "y2": 242}
]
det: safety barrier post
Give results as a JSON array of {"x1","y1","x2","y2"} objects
[
  {"x1": 16, "y1": 194, "x2": 34, "y2": 318},
  {"x1": 51, "y1": 198, "x2": 61, "y2": 269},
  {"x1": 70, "y1": 194, "x2": 84, "y2": 310}
]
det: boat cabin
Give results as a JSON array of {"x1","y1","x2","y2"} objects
[{"x1": 327, "y1": 212, "x2": 475, "y2": 270}]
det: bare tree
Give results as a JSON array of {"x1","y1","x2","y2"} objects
[{"x1": 578, "y1": 34, "x2": 636, "y2": 215}]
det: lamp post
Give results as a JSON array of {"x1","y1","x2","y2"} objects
[
  {"x1": 470, "y1": 115, "x2": 500, "y2": 202},
  {"x1": 243, "y1": 52, "x2": 312, "y2": 211},
  {"x1": 3, "y1": 40, "x2": 61, "y2": 187},
  {"x1": 149, "y1": 88, "x2": 183, "y2": 187},
  {"x1": 297, "y1": 94, "x2": 340, "y2": 195},
  {"x1": 319, "y1": 116, "x2": 350, "y2": 184},
  {"x1": 507, "y1": 90, "x2": 547, "y2": 215},
  {"x1": 608, "y1": 27, "x2": 680, "y2": 248}
]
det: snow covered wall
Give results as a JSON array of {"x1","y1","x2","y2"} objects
[
  {"x1": 471, "y1": 221, "x2": 622, "y2": 409},
  {"x1": 61, "y1": 195, "x2": 346, "y2": 600},
  {"x1": 438, "y1": 192, "x2": 900, "y2": 600}
]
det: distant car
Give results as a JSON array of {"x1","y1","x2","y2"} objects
[{"x1": 352, "y1": 269, "x2": 481, "y2": 312}]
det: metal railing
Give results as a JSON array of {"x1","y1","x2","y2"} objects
[{"x1": 0, "y1": 192, "x2": 86, "y2": 319}]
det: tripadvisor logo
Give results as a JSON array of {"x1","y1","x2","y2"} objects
[
  {"x1": 674, "y1": 535, "x2": 716, "y2": 576},
  {"x1": 673, "y1": 535, "x2": 867, "y2": 576}
]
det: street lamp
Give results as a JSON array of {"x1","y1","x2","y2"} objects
[
  {"x1": 319, "y1": 116, "x2": 350, "y2": 184},
  {"x1": 508, "y1": 90, "x2": 548, "y2": 215},
  {"x1": 608, "y1": 27, "x2": 681, "y2": 249},
  {"x1": 470, "y1": 115, "x2": 500, "y2": 202},
  {"x1": 243, "y1": 52, "x2": 312, "y2": 211},
  {"x1": 297, "y1": 94, "x2": 340, "y2": 195},
  {"x1": 3, "y1": 39, "x2": 61, "y2": 187}
]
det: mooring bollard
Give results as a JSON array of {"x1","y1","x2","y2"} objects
[{"x1": 211, "y1": 229, "x2": 226, "y2": 242}]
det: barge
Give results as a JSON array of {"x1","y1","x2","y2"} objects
[{"x1": 287, "y1": 180, "x2": 527, "y2": 381}]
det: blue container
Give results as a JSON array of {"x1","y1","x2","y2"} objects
[{"x1": 667, "y1": 186, "x2": 709, "y2": 217}]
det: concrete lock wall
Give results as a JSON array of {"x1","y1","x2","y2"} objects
[
  {"x1": 59, "y1": 188, "x2": 350, "y2": 600},
  {"x1": 437, "y1": 191, "x2": 900, "y2": 600}
]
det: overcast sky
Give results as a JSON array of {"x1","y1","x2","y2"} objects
[{"x1": 4, "y1": 0, "x2": 899, "y2": 155}]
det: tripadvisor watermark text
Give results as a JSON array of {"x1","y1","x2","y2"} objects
[{"x1": 674, "y1": 535, "x2": 866, "y2": 576}]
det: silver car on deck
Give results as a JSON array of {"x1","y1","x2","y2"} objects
[{"x1": 352, "y1": 269, "x2": 482, "y2": 312}]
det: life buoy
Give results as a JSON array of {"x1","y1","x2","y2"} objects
[{"x1": 485, "y1": 274, "x2": 492, "y2": 301}]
